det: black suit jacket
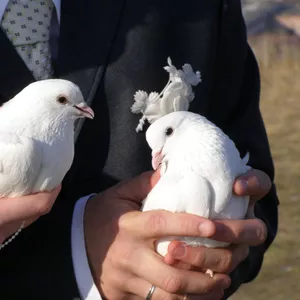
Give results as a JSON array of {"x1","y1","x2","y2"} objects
[{"x1": 0, "y1": 1, "x2": 278, "y2": 299}]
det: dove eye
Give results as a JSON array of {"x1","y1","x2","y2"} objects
[
  {"x1": 165, "y1": 127, "x2": 174, "y2": 136},
  {"x1": 57, "y1": 95, "x2": 68, "y2": 105}
]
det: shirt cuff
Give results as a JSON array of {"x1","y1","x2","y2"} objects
[{"x1": 71, "y1": 194, "x2": 102, "y2": 300}]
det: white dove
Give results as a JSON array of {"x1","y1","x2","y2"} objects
[
  {"x1": 0, "y1": 79, "x2": 94, "y2": 198},
  {"x1": 141, "y1": 111, "x2": 251, "y2": 277}
]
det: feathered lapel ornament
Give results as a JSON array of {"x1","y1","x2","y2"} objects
[{"x1": 131, "y1": 57, "x2": 201, "y2": 132}]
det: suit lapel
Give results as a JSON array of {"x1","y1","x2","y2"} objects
[
  {"x1": 56, "y1": 0, "x2": 125, "y2": 104},
  {"x1": 0, "y1": 30, "x2": 35, "y2": 103},
  {"x1": 56, "y1": 0, "x2": 126, "y2": 191}
]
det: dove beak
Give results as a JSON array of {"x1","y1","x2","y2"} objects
[
  {"x1": 74, "y1": 103, "x2": 94, "y2": 119},
  {"x1": 151, "y1": 148, "x2": 164, "y2": 170}
]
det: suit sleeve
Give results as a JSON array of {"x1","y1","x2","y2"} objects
[
  {"x1": 220, "y1": 47, "x2": 279, "y2": 298},
  {"x1": 0, "y1": 194, "x2": 81, "y2": 299}
]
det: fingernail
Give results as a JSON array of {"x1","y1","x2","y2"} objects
[
  {"x1": 239, "y1": 180, "x2": 248, "y2": 193},
  {"x1": 199, "y1": 222, "x2": 214, "y2": 237},
  {"x1": 222, "y1": 277, "x2": 232, "y2": 289},
  {"x1": 172, "y1": 245, "x2": 186, "y2": 258}
]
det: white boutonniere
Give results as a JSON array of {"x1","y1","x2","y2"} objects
[{"x1": 131, "y1": 57, "x2": 201, "y2": 132}]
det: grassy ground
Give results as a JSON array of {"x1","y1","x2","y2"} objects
[{"x1": 231, "y1": 33, "x2": 300, "y2": 300}]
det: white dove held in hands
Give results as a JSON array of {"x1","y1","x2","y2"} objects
[
  {"x1": 141, "y1": 111, "x2": 251, "y2": 277},
  {"x1": 0, "y1": 79, "x2": 94, "y2": 198}
]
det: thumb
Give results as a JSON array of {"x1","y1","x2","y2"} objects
[{"x1": 112, "y1": 170, "x2": 160, "y2": 203}]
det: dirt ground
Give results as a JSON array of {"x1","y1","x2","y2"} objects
[{"x1": 231, "y1": 33, "x2": 300, "y2": 300}]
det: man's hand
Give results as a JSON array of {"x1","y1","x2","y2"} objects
[
  {"x1": 84, "y1": 171, "x2": 231, "y2": 300},
  {"x1": 0, "y1": 185, "x2": 61, "y2": 244},
  {"x1": 165, "y1": 169, "x2": 271, "y2": 276},
  {"x1": 233, "y1": 169, "x2": 271, "y2": 201}
]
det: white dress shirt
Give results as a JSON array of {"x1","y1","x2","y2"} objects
[{"x1": 0, "y1": 1, "x2": 101, "y2": 299}]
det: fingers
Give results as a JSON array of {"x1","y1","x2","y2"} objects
[
  {"x1": 123, "y1": 248, "x2": 231, "y2": 295},
  {"x1": 211, "y1": 218, "x2": 267, "y2": 246},
  {"x1": 167, "y1": 241, "x2": 249, "y2": 274},
  {"x1": 126, "y1": 278, "x2": 225, "y2": 300},
  {"x1": 113, "y1": 170, "x2": 161, "y2": 203},
  {"x1": 119, "y1": 210, "x2": 216, "y2": 240},
  {"x1": 126, "y1": 278, "x2": 185, "y2": 300},
  {"x1": 234, "y1": 169, "x2": 271, "y2": 201},
  {"x1": 0, "y1": 185, "x2": 61, "y2": 225}
]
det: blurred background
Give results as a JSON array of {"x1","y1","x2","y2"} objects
[{"x1": 232, "y1": 1, "x2": 300, "y2": 299}]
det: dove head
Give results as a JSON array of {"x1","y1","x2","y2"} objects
[
  {"x1": 10, "y1": 79, "x2": 94, "y2": 121},
  {"x1": 146, "y1": 111, "x2": 200, "y2": 170}
]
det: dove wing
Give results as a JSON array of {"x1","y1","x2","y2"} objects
[
  {"x1": 142, "y1": 172, "x2": 213, "y2": 219},
  {"x1": 0, "y1": 132, "x2": 42, "y2": 197}
]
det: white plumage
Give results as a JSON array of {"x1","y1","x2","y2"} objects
[
  {"x1": 0, "y1": 79, "x2": 94, "y2": 198},
  {"x1": 142, "y1": 111, "x2": 251, "y2": 270}
]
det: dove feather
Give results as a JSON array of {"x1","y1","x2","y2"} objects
[
  {"x1": 0, "y1": 132, "x2": 42, "y2": 197},
  {"x1": 142, "y1": 172, "x2": 230, "y2": 256}
]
